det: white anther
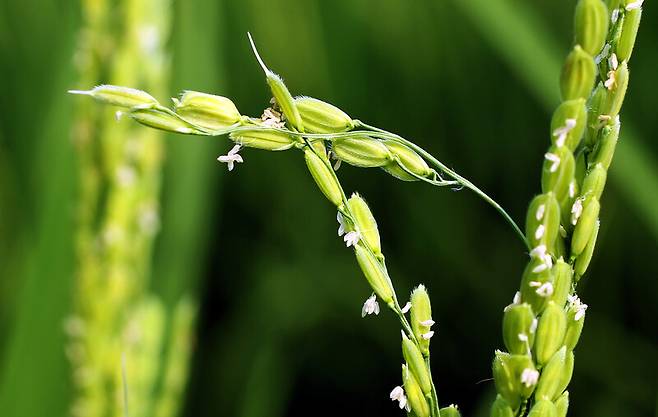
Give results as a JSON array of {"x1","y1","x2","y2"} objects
[
  {"x1": 421, "y1": 331, "x2": 435, "y2": 340},
  {"x1": 343, "y1": 231, "x2": 361, "y2": 247},
  {"x1": 520, "y1": 368, "x2": 539, "y2": 387},
  {"x1": 535, "y1": 282, "x2": 554, "y2": 297},
  {"x1": 535, "y1": 204, "x2": 546, "y2": 221},
  {"x1": 361, "y1": 294, "x2": 380, "y2": 317},
  {"x1": 390, "y1": 386, "x2": 409, "y2": 411},
  {"x1": 545, "y1": 152, "x2": 561, "y2": 172},
  {"x1": 569, "y1": 181, "x2": 577, "y2": 198},
  {"x1": 532, "y1": 262, "x2": 549, "y2": 273},
  {"x1": 337, "y1": 212, "x2": 347, "y2": 236},
  {"x1": 535, "y1": 224, "x2": 545, "y2": 240},
  {"x1": 609, "y1": 53, "x2": 619, "y2": 70},
  {"x1": 571, "y1": 199, "x2": 584, "y2": 225},
  {"x1": 504, "y1": 291, "x2": 522, "y2": 312},
  {"x1": 531, "y1": 247, "x2": 553, "y2": 272},
  {"x1": 626, "y1": 0, "x2": 644, "y2": 11},
  {"x1": 567, "y1": 294, "x2": 588, "y2": 321},
  {"x1": 553, "y1": 118, "x2": 577, "y2": 148},
  {"x1": 605, "y1": 70, "x2": 616, "y2": 90},
  {"x1": 530, "y1": 245, "x2": 547, "y2": 258},
  {"x1": 217, "y1": 144, "x2": 244, "y2": 171}
]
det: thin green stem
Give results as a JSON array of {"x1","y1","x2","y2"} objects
[
  {"x1": 393, "y1": 156, "x2": 460, "y2": 188},
  {"x1": 354, "y1": 120, "x2": 529, "y2": 249},
  {"x1": 392, "y1": 303, "x2": 417, "y2": 344},
  {"x1": 425, "y1": 357, "x2": 441, "y2": 417},
  {"x1": 226, "y1": 120, "x2": 527, "y2": 249}
]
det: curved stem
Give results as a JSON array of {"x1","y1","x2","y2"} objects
[
  {"x1": 394, "y1": 157, "x2": 460, "y2": 188},
  {"x1": 354, "y1": 120, "x2": 529, "y2": 250}
]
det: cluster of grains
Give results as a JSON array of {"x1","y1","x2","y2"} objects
[
  {"x1": 70, "y1": 34, "x2": 462, "y2": 417},
  {"x1": 491, "y1": 1, "x2": 643, "y2": 416},
  {"x1": 67, "y1": 1, "x2": 196, "y2": 417}
]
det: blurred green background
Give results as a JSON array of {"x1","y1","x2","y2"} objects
[{"x1": 0, "y1": 0, "x2": 656, "y2": 416}]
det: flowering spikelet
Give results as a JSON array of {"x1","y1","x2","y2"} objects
[
  {"x1": 174, "y1": 90, "x2": 242, "y2": 130},
  {"x1": 409, "y1": 285, "x2": 433, "y2": 356},
  {"x1": 294, "y1": 96, "x2": 354, "y2": 133},
  {"x1": 68, "y1": 84, "x2": 158, "y2": 108}
]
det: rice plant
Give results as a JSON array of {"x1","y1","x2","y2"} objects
[{"x1": 68, "y1": 1, "x2": 646, "y2": 416}]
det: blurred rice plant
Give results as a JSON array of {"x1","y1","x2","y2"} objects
[{"x1": 66, "y1": 1, "x2": 196, "y2": 417}]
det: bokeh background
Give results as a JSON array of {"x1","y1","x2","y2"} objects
[{"x1": 0, "y1": 0, "x2": 656, "y2": 416}]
